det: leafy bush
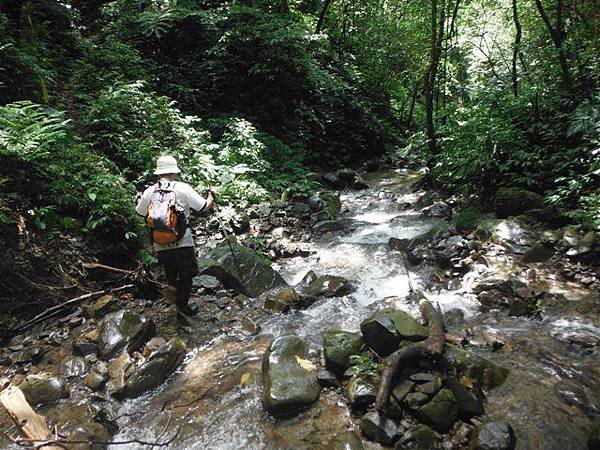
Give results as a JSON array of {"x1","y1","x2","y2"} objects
[{"x1": 0, "y1": 101, "x2": 138, "y2": 238}]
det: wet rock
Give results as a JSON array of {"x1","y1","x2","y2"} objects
[
  {"x1": 475, "y1": 219, "x2": 535, "y2": 254},
  {"x1": 83, "y1": 294, "x2": 120, "y2": 319},
  {"x1": 239, "y1": 316, "x2": 261, "y2": 335},
  {"x1": 395, "y1": 424, "x2": 437, "y2": 450},
  {"x1": 392, "y1": 379, "x2": 415, "y2": 403},
  {"x1": 19, "y1": 374, "x2": 67, "y2": 405},
  {"x1": 263, "y1": 286, "x2": 301, "y2": 312},
  {"x1": 85, "y1": 362, "x2": 108, "y2": 391},
  {"x1": 73, "y1": 341, "x2": 98, "y2": 357},
  {"x1": 262, "y1": 335, "x2": 320, "y2": 417},
  {"x1": 62, "y1": 356, "x2": 87, "y2": 378},
  {"x1": 327, "y1": 431, "x2": 365, "y2": 450},
  {"x1": 97, "y1": 310, "x2": 154, "y2": 360},
  {"x1": 313, "y1": 220, "x2": 345, "y2": 234},
  {"x1": 199, "y1": 241, "x2": 287, "y2": 297},
  {"x1": 445, "y1": 377, "x2": 484, "y2": 419},
  {"x1": 522, "y1": 244, "x2": 554, "y2": 263},
  {"x1": 388, "y1": 220, "x2": 449, "y2": 252},
  {"x1": 360, "y1": 410, "x2": 400, "y2": 446},
  {"x1": 588, "y1": 420, "x2": 600, "y2": 450},
  {"x1": 474, "y1": 422, "x2": 516, "y2": 450},
  {"x1": 9, "y1": 347, "x2": 42, "y2": 365},
  {"x1": 319, "y1": 191, "x2": 342, "y2": 218},
  {"x1": 422, "y1": 201, "x2": 451, "y2": 219},
  {"x1": 443, "y1": 346, "x2": 508, "y2": 389},
  {"x1": 494, "y1": 187, "x2": 545, "y2": 218},
  {"x1": 347, "y1": 373, "x2": 379, "y2": 406},
  {"x1": 360, "y1": 309, "x2": 428, "y2": 357},
  {"x1": 120, "y1": 338, "x2": 186, "y2": 399},
  {"x1": 323, "y1": 330, "x2": 364, "y2": 376},
  {"x1": 300, "y1": 274, "x2": 354, "y2": 298},
  {"x1": 106, "y1": 351, "x2": 132, "y2": 395},
  {"x1": 68, "y1": 422, "x2": 111, "y2": 450},
  {"x1": 416, "y1": 388, "x2": 458, "y2": 433}
]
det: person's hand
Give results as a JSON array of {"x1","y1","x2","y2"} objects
[
  {"x1": 134, "y1": 192, "x2": 142, "y2": 205},
  {"x1": 207, "y1": 190, "x2": 216, "y2": 202}
]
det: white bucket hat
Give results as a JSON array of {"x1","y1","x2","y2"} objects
[{"x1": 154, "y1": 155, "x2": 181, "y2": 175}]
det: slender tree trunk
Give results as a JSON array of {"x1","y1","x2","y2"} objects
[
  {"x1": 534, "y1": 0, "x2": 572, "y2": 90},
  {"x1": 315, "y1": 0, "x2": 334, "y2": 33},
  {"x1": 511, "y1": 0, "x2": 522, "y2": 97}
]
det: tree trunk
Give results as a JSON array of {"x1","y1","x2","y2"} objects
[
  {"x1": 315, "y1": 0, "x2": 334, "y2": 33},
  {"x1": 511, "y1": 0, "x2": 522, "y2": 97},
  {"x1": 534, "y1": 0, "x2": 572, "y2": 90}
]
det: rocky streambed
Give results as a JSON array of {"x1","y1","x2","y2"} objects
[{"x1": 1, "y1": 169, "x2": 600, "y2": 450}]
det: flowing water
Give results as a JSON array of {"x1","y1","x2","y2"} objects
[{"x1": 89, "y1": 170, "x2": 600, "y2": 449}]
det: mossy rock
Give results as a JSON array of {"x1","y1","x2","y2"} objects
[
  {"x1": 323, "y1": 330, "x2": 364, "y2": 376},
  {"x1": 494, "y1": 187, "x2": 545, "y2": 218},
  {"x1": 415, "y1": 388, "x2": 458, "y2": 433},
  {"x1": 454, "y1": 206, "x2": 485, "y2": 232},
  {"x1": 443, "y1": 345, "x2": 509, "y2": 390}
]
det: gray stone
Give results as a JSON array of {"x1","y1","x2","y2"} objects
[
  {"x1": 416, "y1": 388, "x2": 458, "y2": 433},
  {"x1": 347, "y1": 373, "x2": 379, "y2": 406},
  {"x1": 359, "y1": 410, "x2": 400, "y2": 446},
  {"x1": 262, "y1": 335, "x2": 320, "y2": 417},
  {"x1": 97, "y1": 310, "x2": 154, "y2": 360},
  {"x1": 475, "y1": 422, "x2": 516, "y2": 450},
  {"x1": 317, "y1": 370, "x2": 339, "y2": 387},
  {"x1": 423, "y1": 201, "x2": 451, "y2": 218},
  {"x1": 199, "y1": 241, "x2": 287, "y2": 297},
  {"x1": 522, "y1": 244, "x2": 554, "y2": 263},
  {"x1": 405, "y1": 392, "x2": 430, "y2": 409},
  {"x1": 494, "y1": 187, "x2": 545, "y2": 218},
  {"x1": 85, "y1": 362, "x2": 108, "y2": 391},
  {"x1": 83, "y1": 294, "x2": 120, "y2": 319},
  {"x1": 18, "y1": 374, "x2": 67, "y2": 405},
  {"x1": 327, "y1": 431, "x2": 364, "y2": 450},
  {"x1": 119, "y1": 338, "x2": 186, "y2": 399},
  {"x1": 476, "y1": 219, "x2": 536, "y2": 254},
  {"x1": 73, "y1": 341, "x2": 98, "y2": 357},
  {"x1": 323, "y1": 330, "x2": 364, "y2": 376},
  {"x1": 395, "y1": 424, "x2": 437, "y2": 450},
  {"x1": 193, "y1": 274, "x2": 221, "y2": 290},
  {"x1": 392, "y1": 379, "x2": 415, "y2": 403}
]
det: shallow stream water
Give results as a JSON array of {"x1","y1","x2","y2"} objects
[{"x1": 102, "y1": 170, "x2": 600, "y2": 450}]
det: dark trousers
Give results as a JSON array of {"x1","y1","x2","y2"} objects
[{"x1": 157, "y1": 247, "x2": 198, "y2": 307}]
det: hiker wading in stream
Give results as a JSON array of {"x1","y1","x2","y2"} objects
[{"x1": 136, "y1": 155, "x2": 214, "y2": 320}]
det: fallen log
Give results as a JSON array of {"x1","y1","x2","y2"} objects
[
  {"x1": 375, "y1": 299, "x2": 445, "y2": 412},
  {"x1": 0, "y1": 383, "x2": 63, "y2": 450},
  {"x1": 6, "y1": 284, "x2": 134, "y2": 337}
]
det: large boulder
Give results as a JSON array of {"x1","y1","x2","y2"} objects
[
  {"x1": 18, "y1": 374, "x2": 67, "y2": 405},
  {"x1": 97, "y1": 310, "x2": 154, "y2": 360},
  {"x1": 323, "y1": 330, "x2": 364, "y2": 376},
  {"x1": 475, "y1": 219, "x2": 536, "y2": 254},
  {"x1": 474, "y1": 422, "x2": 516, "y2": 450},
  {"x1": 119, "y1": 338, "x2": 186, "y2": 399},
  {"x1": 494, "y1": 187, "x2": 545, "y2": 218},
  {"x1": 443, "y1": 346, "x2": 508, "y2": 390},
  {"x1": 199, "y1": 241, "x2": 287, "y2": 297},
  {"x1": 415, "y1": 388, "x2": 458, "y2": 433},
  {"x1": 360, "y1": 309, "x2": 428, "y2": 357},
  {"x1": 262, "y1": 335, "x2": 320, "y2": 417}
]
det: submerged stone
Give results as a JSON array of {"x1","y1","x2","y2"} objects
[
  {"x1": 262, "y1": 335, "x2": 320, "y2": 417},
  {"x1": 323, "y1": 330, "x2": 364, "y2": 376},
  {"x1": 475, "y1": 422, "x2": 516, "y2": 450},
  {"x1": 120, "y1": 338, "x2": 186, "y2": 399},
  {"x1": 199, "y1": 241, "x2": 287, "y2": 297},
  {"x1": 97, "y1": 310, "x2": 154, "y2": 360},
  {"x1": 327, "y1": 431, "x2": 364, "y2": 450},
  {"x1": 301, "y1": 275, "x2": 354, "y2": 298}
]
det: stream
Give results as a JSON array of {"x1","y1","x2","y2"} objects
[
  {"x1": 103, "y1": 169, "x2": 600, "y2": 450},
  {"x1": 1, "y1": 170, "x2": 597, "y2": 450}
]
